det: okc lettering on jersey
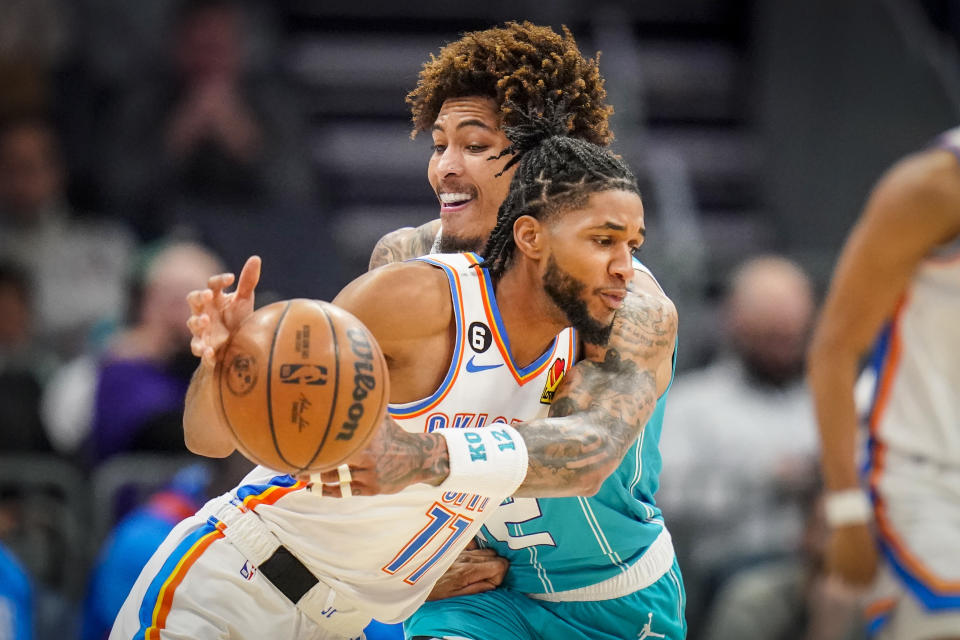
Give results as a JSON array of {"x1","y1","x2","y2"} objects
[{"x1": 425, "y1": 413, "x2": 523, "y2": 432}]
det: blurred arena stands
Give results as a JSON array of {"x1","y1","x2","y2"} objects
[{"x1": 1, "y1": 0, "x2": 958, "y2": 638}]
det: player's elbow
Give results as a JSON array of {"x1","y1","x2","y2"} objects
[
  {"x1": 807, "y1": 328, "x2": 849, "y2": 377},
  {"x1": 578, "y1": 473, "x2": 607, "y2": 497},
  {"x1": 576, "y1": 449, "x2": 622, "y2": 497},
  {"x1": 183, "y1": 418, "x2": 236, "y2": 458}
]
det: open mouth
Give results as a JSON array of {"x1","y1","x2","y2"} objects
[{"x1": 438, "y1": 191, "x2": 474, "y2": 211}]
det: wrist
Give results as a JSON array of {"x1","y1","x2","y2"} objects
[
  {"x1": 436, "y1": 425, "x2": 528, "y2": 498},
  {"x1": 824, "y1": 488, "x2": 872, "y2": 528}
]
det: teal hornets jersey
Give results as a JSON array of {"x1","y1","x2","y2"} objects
[{"x1": 477, "y1": 258, "x2": 677, "y2": 594}]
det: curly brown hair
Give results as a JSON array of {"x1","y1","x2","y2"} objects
[{"x1": 407, "y1": 21, "x2": 613, "y2": 146}]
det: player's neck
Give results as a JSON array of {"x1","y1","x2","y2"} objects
[{"x1": 494, "y1": 264, "x2": 568, "y2": 367}]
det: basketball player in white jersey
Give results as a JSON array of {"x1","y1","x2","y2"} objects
[
  {"x1": 111, "y1": 119, "x2": 677, "y2": 639},
  {"x1": 808, "y1": 129, "x2": 960, "y2": 639},
  {"x1": 359, "y1": 23, "x2": 686, "y2": 639}
]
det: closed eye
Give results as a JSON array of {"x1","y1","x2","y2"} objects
[{"x1": 431, "y1": 144, "x2": 447, "y2": 154}]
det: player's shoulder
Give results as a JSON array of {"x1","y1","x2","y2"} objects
[
  {"x1": 870, "y1": 146, "x2": 960, "y2": 231},
  {"x1": 368, "y1": 219, "x2": 442, "y2": 269},
  {"x1": 629, "y1": 266, "x2": 678, "y2": 325},
  {"x1": 334, "y1": 261, "x2": 452, "y2": 341},
  {"x1": 881, "y1": 146, "x2": 960, "y2": 203}
]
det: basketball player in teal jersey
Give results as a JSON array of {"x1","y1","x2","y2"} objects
[{"x1": 360, "y1": 23, "x2": 686, "y2": 640}]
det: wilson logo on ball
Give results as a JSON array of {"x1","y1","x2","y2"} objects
[
  {"x1": 226, "y1": 354, "x2": 258, "y2": 396},
  {"x1": 338, "y1": 327, "x2": 377, "y2": 441},
  {"x1": 278, "y1": 363, "x2": 328, "y2": 386}
]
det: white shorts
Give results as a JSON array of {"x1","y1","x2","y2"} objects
[
  {"x1": 866, "y1": 450, "x2": 960, "y2": 639},
  {"x1": 110, "y1": 512, "x2": 370, "y2": 640}
]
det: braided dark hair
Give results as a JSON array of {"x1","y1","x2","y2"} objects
[{"x1": 480, "y1": 101, "x2": 640, "y2": 279}]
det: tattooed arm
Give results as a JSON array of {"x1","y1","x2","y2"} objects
[
  {"x1": 332, "y1": 274, "x2": 677, "y2": 499},
  {"x1": 514, "y1": 279, "x2": 677, "y2": 497},
  {"x1": 368, "y1": 219, "x2": 442, "y2": 270}
]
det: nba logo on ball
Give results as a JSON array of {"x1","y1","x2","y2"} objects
[
  {"x1": 226, "y1": 354, "x2": 258, "y2": 396},
  {"x1": 278, "y1": 364, "x2": 328, "y2": 386}
]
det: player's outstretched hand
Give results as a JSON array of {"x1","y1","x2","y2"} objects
[
  {"x1": 312, "y1": 417, "x2": 447, "y2": 497},
  {"x1": 426, "y1": 543, "x2": 508, "y2": 601},
  {"x1": 186, "y1": 255, "x2": 261, "y2": 370},
  {"x1": 826, "y1": 523, "x2": 877, "y2": 587}
]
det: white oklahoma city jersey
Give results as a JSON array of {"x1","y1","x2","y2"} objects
[
  {"x1": 870, "y1": 237, "x2": 960, "y2": 466},
  {"x1": 222, "y1": 252, "x2": 577, "y2": 624},
  {"x1": 869, "y1": 133, "x2": 960, "y2": 467}
]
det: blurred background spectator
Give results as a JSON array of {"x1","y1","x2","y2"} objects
[
  {"x1": 79, "y1": 456, "x2": 249, "y2": 640},
  {"x1": 101, "y1": 0, "x2": 315, "y2": 240},
  {"x1": 0, "y1": 540, "x2": 33, "y2": 640},
  {"x1": 42, "y1": 240, "x2": 224, "y2": 465},
  {"x1": 701, "y1": 491, "x2": 866, "y2": 640},
  {"x1": 0, "y1": 0, "x2": 70, "y2": 120},
  {"x1": 0, "y1": 114, "x2": 135, "y2": 359},
  {"x1": 658, "y1": 255, "x2": 820, "y2": 636},
  {"x1": 80, "y1": 463, "x2": 210, "y2": 640},
  {"x1": 0, "y1": 261, "x2": 57, "y2": 454}
]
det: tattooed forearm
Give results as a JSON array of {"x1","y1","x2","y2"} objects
[
  {"x1": 368, "y1": 220, "x2": 441, "y2": 270},
  {"x1": 374, "y1": 417, "x2": 450, "y2": 492},
  {"x1": 513, "y1": 292, "x2": 677, "y2": 498}
]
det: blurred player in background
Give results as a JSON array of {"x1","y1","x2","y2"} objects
[
  {"x1": 808, "y1": 129, "x2": 960, "y2": 639},
  {"x1": 112, "y1": 118, "x2": 677, "y2": 639},
  {"x1": 368, "y1": 22, "x2": 685, "y2": 640}
]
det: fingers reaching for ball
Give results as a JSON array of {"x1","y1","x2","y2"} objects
[{"x1": 184, "y1": 255, "x2": 262, "y2": 370}]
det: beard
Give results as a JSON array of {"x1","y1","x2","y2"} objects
[
  {"x1": 437, "y1": 232, "x2": 486, "y2": 254},
  {"x1": 543, "y1": 255, "x2": 613, "y2": 346}
]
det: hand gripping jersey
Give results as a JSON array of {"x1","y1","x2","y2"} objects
[
  {"x1": 475, "y1": 258, "x2": 678, "y2": 599},
  {"x1": 204, "y1": 253, "x2": 577, "y2": 625}
]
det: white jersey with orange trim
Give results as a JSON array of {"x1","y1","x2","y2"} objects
[
  {"x1": 861, "y1": 128, "x2": 960, "y2": 638},
  {"x1": 111, "y1": 252, "x2": 576, "y2": 640},
  {"x1": 868, "y1": 129, "x2": 960, "y2": 467},
  {"x1": 220, "y1": 254, "x2": 575, "y2": 622}
]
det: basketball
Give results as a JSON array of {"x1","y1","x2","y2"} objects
[{"x1": 216, "y1": 299, "x2": 389, "y2": 474}]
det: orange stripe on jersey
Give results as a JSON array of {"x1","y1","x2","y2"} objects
[
  {"x1": 868, "y1": 296, "x2": 906, "y2": 443},
  {"x1": 145, "y1": 527, "x2": 224, "y2": 639},
  {"x1": 467, "y1": 254, "x2": 559, "y2": 385},
  {"x1": 864, "y1": 597, "x2": 896, "y2": 619},
  {"x1": 241, "y1": 481, "x2": 307, "y2": 510},
  {"x1": 868, "y1": 295, "x2": 960, "y2": 595},
  {"x1": 567, "y1": 327, "x2": 578, "y2": 369}
]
